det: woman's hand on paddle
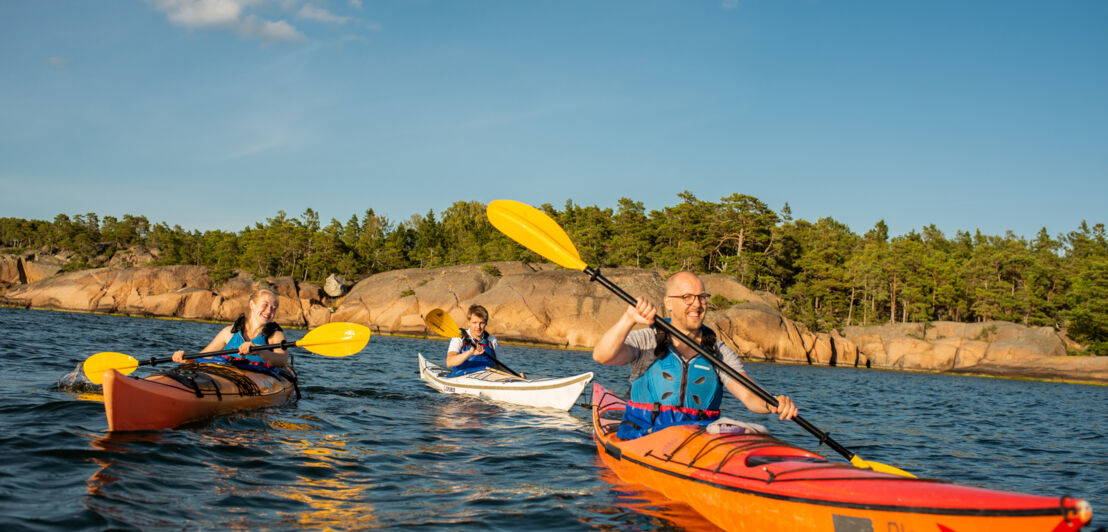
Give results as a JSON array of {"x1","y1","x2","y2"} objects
[
  {"x1": 770, "y1": 395, "x2": 798, "y2": 421},
  {"x1": 238, "y1": 342, "x2": 252, "y2": 356},
  {"x1": 171, "y1": 350, "x2": 187, "y2": 363}
]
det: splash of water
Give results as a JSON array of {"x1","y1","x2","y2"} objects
[{"x1": 55, "y1": 361, "x2": 100, "y2": 393}]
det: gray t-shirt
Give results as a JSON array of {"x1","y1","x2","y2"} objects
[{"x1": 624, "y1": 327, "x2": 745, "y2": 387}]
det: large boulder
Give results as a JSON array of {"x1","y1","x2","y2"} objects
[
  {"x1": 0, "y1": 265, "x2": 333, "y2": 327},
  {"x1": 21, "y1": 254, "x2": 66, "y2": 283},
  {"x1": 835, "y1": 320, "x2": 1108, "y2": 382},
  {"x1": 107, "y1": 246, "x2": 157, "y2": 268},
  {"x1": 701, "y1": 273, "x2": 783, "y2": 310},
  {"x1": 333, "y1": 263, "x2": 848, "y2": 364},
  {"x1": 295, "y1": 281, "x2": 331, "y2": 328},
  {"x1": 323, "y1": 274, "x2": 350, "y2": 298},
  {"x1": 2, "y1": 265, "x2": 214, "y2": 315},
  {"x1": 475, "y1": 266, "x2": 665, "y2": 348},
  {"x1": 332, "y1": 262, "x2": 561, "y2": 336},
  {"x1": 0, "y1": 254, "x2": 22, "y2": 286},
  {"x1": 840, "y1": 321, "x2": 1070, "y2": 371}
]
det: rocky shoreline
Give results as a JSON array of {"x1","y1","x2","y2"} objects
[{"x1": 3, "y1": 258, "x2": 1105, "y2": 385}]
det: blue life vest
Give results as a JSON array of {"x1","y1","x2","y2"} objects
[
  {"x1": 447, "y1": 331, "x2": 497, "y2": 377},
  {"x1": 198, "y1": 316, "x2": 281, "y2": 367},
  {"x1": 617, "y1": 323, "x2": 723, "y2": 440}
]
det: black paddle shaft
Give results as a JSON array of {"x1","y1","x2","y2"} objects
[
  {"x1": 584, "y1": 266, "x2": 859, "y2": 464},
  {"x1": 141, "y1": 341, "x2": 295, "y2": 368},
  {"x1": 461, "y1": 330, "x2": 522, "y2": 377}
]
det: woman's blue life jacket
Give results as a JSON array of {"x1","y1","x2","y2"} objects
[
  {"x1": 197, "y1": 316, "x2": 282, "y2": 369},
  {"x1": 617, "y1": 322, "x2": 724, "y2": 440},
  {"x1": 447, "y1": 331, "x2": 498, "y2": 377}
]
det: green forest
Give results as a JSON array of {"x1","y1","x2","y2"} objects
[{"x1": 2, "y1": 192, "x2": 1106, "y2": 354}]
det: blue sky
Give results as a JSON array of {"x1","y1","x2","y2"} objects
[{"x1": 1, "y1": 1, "x2": 1105, "y2": 240}]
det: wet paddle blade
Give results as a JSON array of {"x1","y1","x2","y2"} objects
[
  {"x1": 486, "y1": 199, "x2": 587, "y2": 271},
  {"x1": 424, "y1": 309, "x2": 462, "y2": 338},
  {"x1": 294, "y1": 322, "x2": 371, "y2": 357},
  {"x1": 851, "y1": 455, "x2": 916, "y2": 478},
  {"x1": 82, "y1": 352, "x2": 139, "y2": 385}
]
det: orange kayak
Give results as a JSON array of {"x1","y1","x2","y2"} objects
[
  {"x1": 103, "y1": 364, "x2": 298, "y2": 432},
  {"x1": 591, "y1": 383, "x2": 1093, "y2": 532}
]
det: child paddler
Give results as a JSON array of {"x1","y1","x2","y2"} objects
[
  {"x1": 445, "y1": 304, "x2": 522, "y2": 378},
  {"x1": 172, "y1": 287, "x2": 291, "y2": 369},
  {"x1": 592, "y1": 271, "x2": 798, "y2": 440}
]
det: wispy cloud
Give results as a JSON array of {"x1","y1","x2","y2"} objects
[
  {"x1": 46, "y1": 57, "x2": 70, "y2": 68},
  {"x1": 155, "y1": 0, "x2": 245, "y2": 28},
  {"x1": 239, "y1": 14, "x2": 304, "y2": 41},
  {"x1": 298, "y1": 4, "x2": 349, "y2": 24},
  {"x1": 721, "y1": 0, "x2": 739, "y2": 9},
  {"x1": 147, "y1": 0, "x2": 305, "y2": 43}
]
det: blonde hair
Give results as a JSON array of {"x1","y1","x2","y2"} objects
[{"x1": 251, "y1": 287, "x2": 279, "y2": 305}]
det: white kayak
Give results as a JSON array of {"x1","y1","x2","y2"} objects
[{"x1": 417, "y1": 353, "x2": 593, "y2": 411}]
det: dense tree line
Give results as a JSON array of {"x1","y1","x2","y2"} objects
[{"x1": 2, "y1": 193, "x2": 1105, "y2": 354}]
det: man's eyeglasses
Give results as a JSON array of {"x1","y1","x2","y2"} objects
[{"x1": 665, "y1": 293, "x2": 711, "y2": 305}]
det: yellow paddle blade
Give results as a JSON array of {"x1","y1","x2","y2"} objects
[
  {"x1": 424, "y1": 309, "x2": 462, "y2": 338},
  {"x1": 82, "y1": 352, "x2": 139, "y2": 385},
  {"x1": 294, "y1": 322, "x2": 371, "y2": 357},
  {"x1": 851, "y1": 455, "x2": 916, "y2": 478},
  {"x1": 487, "y1": 199, "x2": 588, "y2": 271}
]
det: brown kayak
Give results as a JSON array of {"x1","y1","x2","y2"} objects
[{"x1": 103, "y1": 363, "x2": 298, "y2": 432}]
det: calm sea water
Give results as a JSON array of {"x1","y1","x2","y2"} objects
[{"x1": 0, "y1": 306, "x2": 1105, "y2": 531}]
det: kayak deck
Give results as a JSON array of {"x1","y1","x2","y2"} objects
[
  {"x1": 417, "y1": 353, "x2": 592, "y2": 411},
  {"x1": 592, "y1": 383, "x2": 1092, "y2": 532},
  {"x1": 103, "y1": 364, "x2": 298, "y2": 432}
]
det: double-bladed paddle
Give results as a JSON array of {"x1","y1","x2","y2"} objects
[
  {"x1": 423, "y1": 308, "x2": 523, "y2": 378},
  {"x1": 486, "y1": 199, "x2": 914, "y2": 478},
  {"x1": 81, "y1": 321, "x2": 372, "y2": 385}
]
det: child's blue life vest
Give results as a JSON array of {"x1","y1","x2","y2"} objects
[{"x1": 447, "y1": 331, "x2": 498, "y2": 377}]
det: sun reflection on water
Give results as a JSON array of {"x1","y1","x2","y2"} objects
[{"x1": 274, "y1": 428, "x2": 376, "y2": 530}]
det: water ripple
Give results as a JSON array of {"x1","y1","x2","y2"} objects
[{"x1": 1, "y1": 307, "x2": 1105, "y2": 530}]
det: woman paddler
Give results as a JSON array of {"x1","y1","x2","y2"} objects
[{"x1": 172, "y1": 287, "x2": 291, "y2": 369}]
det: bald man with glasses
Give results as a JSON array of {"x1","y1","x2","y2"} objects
[{"x1": 593, "y1": 271, "x2": 798, "y2": 440}]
